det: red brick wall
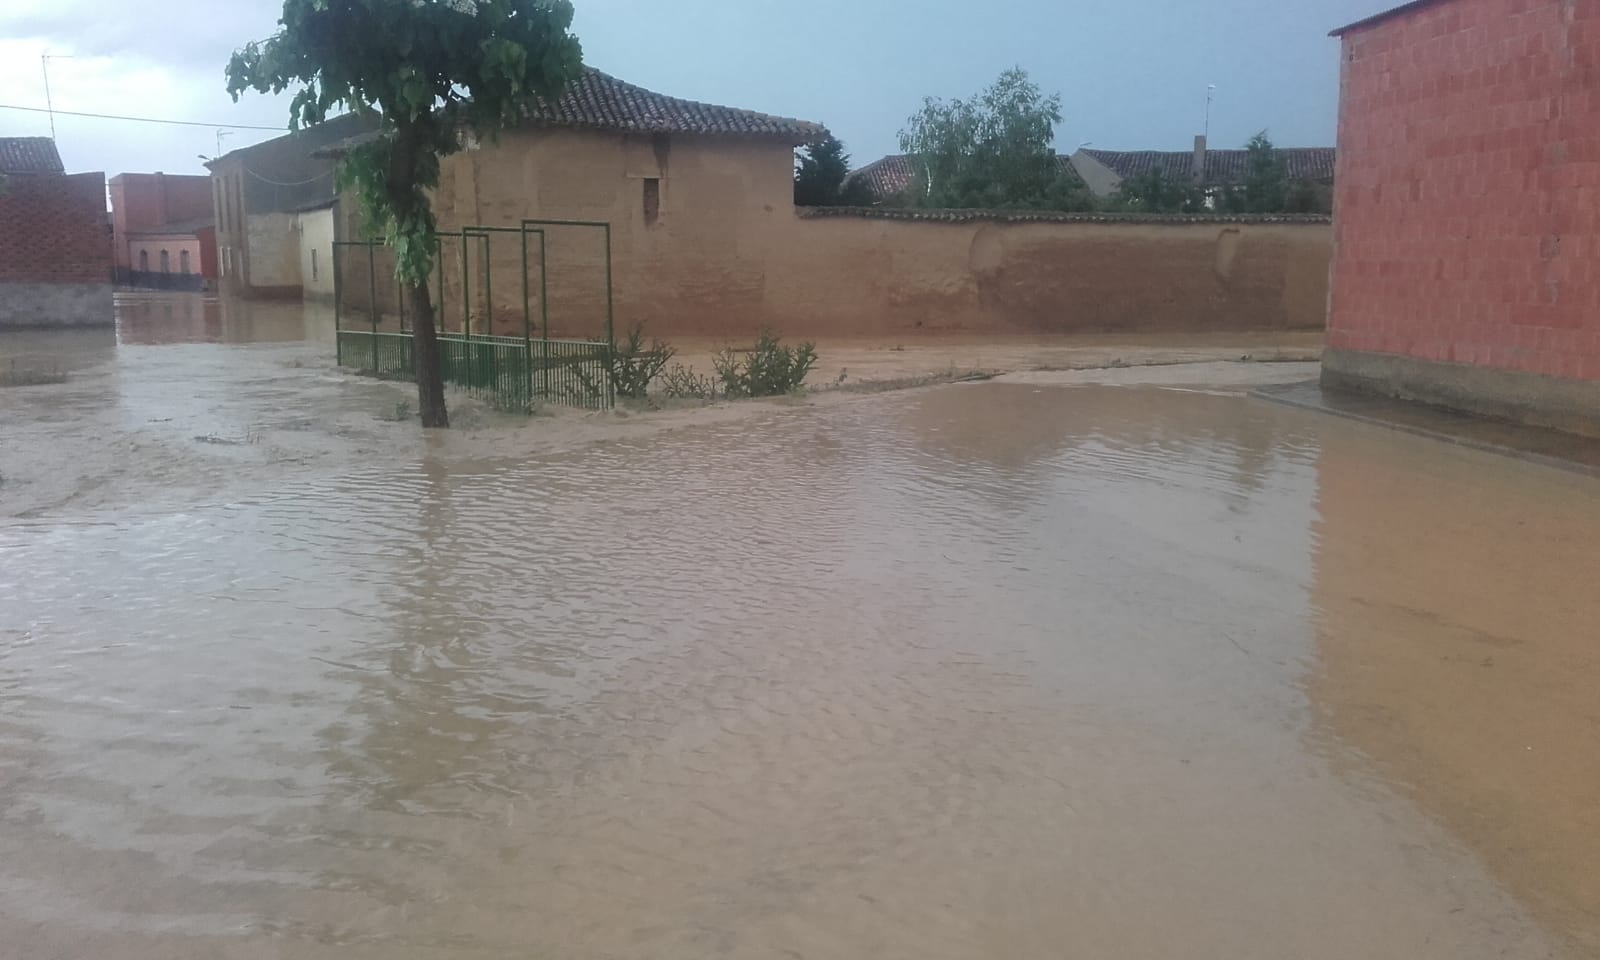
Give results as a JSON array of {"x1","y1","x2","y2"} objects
[
  {"x1": 1329, "y1": 0, "x2": 1600, "y2": 382},
  {"x1": 0, "y1": 172, "x2": 111, "y2": 285}
]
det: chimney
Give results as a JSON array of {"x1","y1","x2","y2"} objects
[{"x1": 1192, "y1": 135, "x2": 1207, "y2": 184}]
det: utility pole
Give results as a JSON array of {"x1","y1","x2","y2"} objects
[{"x1": 41, "y1": 53, "x2": 73, "y2": 141}]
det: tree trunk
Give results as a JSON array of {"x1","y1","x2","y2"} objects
[{"x1": 406, "y1": 279, "x2": 449, "y2": 428}]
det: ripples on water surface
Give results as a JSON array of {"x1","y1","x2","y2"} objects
[{"x1": 2, "y1": 382, "x2": 1596, "y2": 959}]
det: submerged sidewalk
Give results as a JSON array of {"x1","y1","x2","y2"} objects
[{"x1": 1256, "y1": 380, "x2": 1600, "y2": 477}]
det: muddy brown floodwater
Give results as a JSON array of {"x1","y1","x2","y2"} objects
[{"x1": 1, "y1": 296, "x2": 1598, "y2": 958}]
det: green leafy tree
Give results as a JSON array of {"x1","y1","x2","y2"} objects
[
  {"x1": 897, "y1": 67, "x2": 1091, "y2": 211},
  {"x1": 1218, "y1": 131, "x2": 1290, "y2": 214},
  {"x1": 226, "y1": 0, "x2": 582, "y2": 428},
  {"x1": 1110, "y1": 165, "x2": 1208, "y2": 213},
  {"x1": 794, "y1": 135, "x2": 872, "y2": 206}
]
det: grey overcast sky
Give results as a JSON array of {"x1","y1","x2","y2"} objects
[{"x1": 0, "y1": 0, "x2": 1398, "y2": 179}]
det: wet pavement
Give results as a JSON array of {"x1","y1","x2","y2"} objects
[{"x1": 1, "y1": 297, "x2": 1597, "y2": 958}]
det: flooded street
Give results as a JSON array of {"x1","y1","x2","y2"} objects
[{"x1": 2, "y1": 299, "x2": 1597, "y2": 958}]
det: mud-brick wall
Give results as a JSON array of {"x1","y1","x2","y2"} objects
[
  {"x1": 765, "y1": 212, "x2": 1331, "y2": 337},
  {"x1": 0, "y1": 172, "x2": 112, "y2": 327},
  {"x1": 1326, "y1": 0, "x2": 1600, "y2": 434},
  {"x1": 339, "y1": 128, "x2": 1331, "y2": 339}
]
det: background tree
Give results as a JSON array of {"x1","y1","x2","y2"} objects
[
  {"x1": 227, "y1": 0, "x2": 583, "y2": 428},
  {"x1": 794, "y1": 134, "x2": 873, "y2": 206},
  {"x1": 1218, "y1": 131, "x2": 1290, "y2": 214},
  {"x1": 898, "y1": 68, "x2": 1092, "y2": 211},
  {"x1": 1110, "y1": 166, "x2": 1208, "y2": 214}
]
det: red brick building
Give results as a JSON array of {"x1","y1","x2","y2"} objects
[
  {"x1": 109, "y1": 172, "x2": 217, "y2": 289},
  {"x1": 0, "y1": 137, "x2": 112, "y2": 327},
  {"x1": 1324, "y1": 0, "x2": 1600, "y2": 435}
]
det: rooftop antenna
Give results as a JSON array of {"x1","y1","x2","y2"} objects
[
  {"x1": 216, "y1": 129, "x2": 234, "y2": 157},
  {"x1": 41, "y1": 53, "x2": 74, "y2": 141},
  {"x1": 1204, "y1": 84, "x2": 1216, "y2": 139}
]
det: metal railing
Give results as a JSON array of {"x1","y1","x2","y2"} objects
[
  {"x1": 336, "y1": 328, "x2": 613, "y2": 411},
  {"x1": 333, "y1": 221, "x2": 616, "y2": 411}
]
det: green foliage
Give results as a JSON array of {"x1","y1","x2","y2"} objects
[
  {"x1": 1217, "y1": 131, "x2": 1290, "y2": 214},
  {"x1": 1110, "y1": 165, "x2": 1208, "y2": 214},
  {"x1": 660, "y1": 364, "x2": 716, "y2": 399},
  {"x1": 795, "y1": 135, "x2": 873, "y2": 206},
  {"x1": 1285, "y1": 178, "x2": 1333, "y2": 214},
  {"x1": 713, "y1": 331, "x2": 818, "y2": 398},
  {"x1": 225, "y1": 0, "x2": 583, "y2": 285},
  {"x1": 606, "y1": 323, "x2": 674, "y2": 399},
  {"x1": 897, "y1": 68, "x2": 1092, "y2": 211}
]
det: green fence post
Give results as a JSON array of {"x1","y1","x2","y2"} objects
[
  {"x1": 333, "y1": 242, "x2": 343, "y2": 366},
  {"x1": 521, "y1": 226, "x2": 532, "y2": 410},
  {"x1": 460, "y1": 232, "x2": 471, "y2": 340},
  {"x1": 368, "y1": 242, "x2": 379, "y2": 373}
]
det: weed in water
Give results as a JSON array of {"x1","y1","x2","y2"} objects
[
  {"x1": 606, "y1": 323, "x2": 674, "y2": 399},
  {"x1": 660, "y1": 363, "x2": 716, "y2": 400},
  {"x1": 713, "y1": 330, "x2": 818, "y2": 398}
]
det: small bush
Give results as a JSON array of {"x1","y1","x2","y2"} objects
[
  {"x1": 660, "y1": 363, "x2": 716, "y2": 399},
  {"x1": 0, "y1": 361, "x2": 67, "y2": 387},
  {"x1": 713, "y1": 330, "x2": 817, "y2": 398},
  {"x1": 606, "y1": 323, "x2": 674, "y2": 399}
]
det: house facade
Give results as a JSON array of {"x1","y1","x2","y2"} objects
[
  {"x1": 206, "y1": 113, "x2": 375, "y2": 299},
  {"x1": 0, "y1": 137, "x2": 112, "y2": 327},
  {"x1": 109, "y1": 172, "x2": 216, "y2": 290},
  {"x1": 1324, "y1": 0, "x2": 1600, "y2": 435}
]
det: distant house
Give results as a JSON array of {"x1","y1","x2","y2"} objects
[
  {"x1": 205, "y1": 112, "x2": 377, "y2": 300},
  {"x1": 109, "y1": 172, "x2": 216, "y2": 291},
  {"x1": 845, "y1": 154, "x2": 1079, "y2": 204},
  {"x1": 845, "y1": 139, "x2": 1335, "y2": 205},
  {"x1": 1071, "y1": 138, "x2": 1336, "y2": 199},
  {"x1": 324, "y1": 66, "x2": 824, "y2": 335},
  {"x1": 0, "y1": 137, "x2": 112, "y2": 327}
]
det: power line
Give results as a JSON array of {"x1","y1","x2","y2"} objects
[{"x1": 0, "y1": 103, "x2": 285, "y2": 132}]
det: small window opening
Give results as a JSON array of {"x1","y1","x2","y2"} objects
[
  {"x1": 642, "y1": 178, "x2": 660, "y2": 225},
  {"x1": 139, "y1": 250, "x2": 149, "y2": 272},
  {"x1": 180, "y1": 250, "x2": 191, "y2": 275},
  {"x1": 311, "y1": 247, "x2": 319, "y2": 281}
]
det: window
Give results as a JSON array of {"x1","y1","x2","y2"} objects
[
  {"x1": 180, "y1": 250, "x2": 191, "y2": 275},
  {"x1": 311, "y1": 248, "x2": 319, "y2": 281},
  {"x1": 139, "y1": 250, "x2": 149, "y2": 272},
  {"x1": 159, "y1": 250, "x2": 170, "y2": 274},
  {"x1": 642, "y1": 178, "x2": 660, "y2": 226}
]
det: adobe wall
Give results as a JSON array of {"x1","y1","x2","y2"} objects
[
  {"x1": 340, "y1": 129, "x2": 1331, "y2": 339},
  {"x1": 1325, "y1": 0, "x2": 1600, "y2": 432},
  {"x1": 449, "y1": 130, "x2": 1331, "y2": 339}
]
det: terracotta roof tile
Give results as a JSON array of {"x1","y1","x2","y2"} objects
[
  {"x1": 0, "y1": 137, "x2": 65, "y2": 174},
  {"x1": 317, "y1": 67, "x2": 824, "y2": 156},
  {"x1": 524, "y1": 68, "x2": 825, "y2": 143}
]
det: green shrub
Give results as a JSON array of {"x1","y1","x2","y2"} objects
[
  {"x1": 713, "y1": 330, "x2": 817, "y2": 398},
  {"x1": 606, "y1": 323, "x2": 674, "y2": 399},
  {"x1": 660, "y1": 363, "x2": 716, "y2": 399}
]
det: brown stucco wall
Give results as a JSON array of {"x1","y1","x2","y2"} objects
[{"x1": 339, "y1": 128, "x2": 1331, "y2": 339}]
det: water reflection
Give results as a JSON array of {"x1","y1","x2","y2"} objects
[
  {"x1": 0, "y1": 383, "x2": 1590, "y2": 958},
  {"x1": 115, "y1": 294, "x2": 332, "y2": 345},
  {"x1": 1308, "y1": 420, "x2": 1600, "y2": 954}
]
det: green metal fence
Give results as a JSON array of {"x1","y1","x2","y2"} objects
[
  {"x1": 336, "y1": 328, "x2": 613, "y2": 411},
  {"x1": 333, "y1": 219, "x2": 616, "y2": 411}
]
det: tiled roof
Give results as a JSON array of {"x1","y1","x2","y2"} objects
[
  {"x1": 1081, "y1": 147, "x2": 1336, "y2": 186},
  {"x1": 797, "y1": 206, "x2": 1330, "y2": 225},
  {"x1": 0, "y1": 137, "x2": 65, "y2": 174},
  {"x1": 316, "y1": 67, "x2": 824, "y2": 157},
  {"x1": 846, "y1": 154, "x2": 1080, "y2": 202},
  {"x1": 524, "y1": 67, "x2": 824, "y2": 142}
]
